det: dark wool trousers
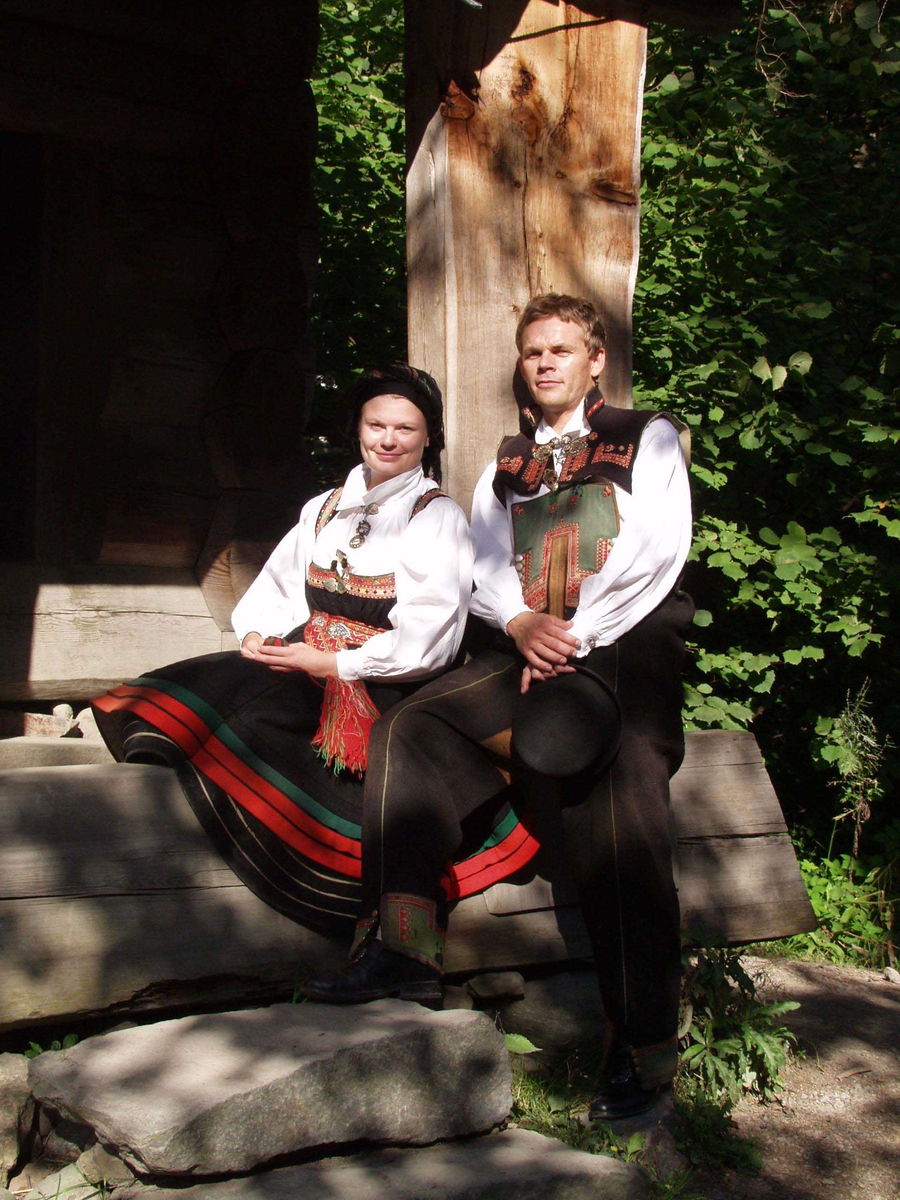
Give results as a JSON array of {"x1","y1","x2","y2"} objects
[{"x1": 361, "y1": 587, "x2": 695, "y2": 1069}]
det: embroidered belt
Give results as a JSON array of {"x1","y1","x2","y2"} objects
[{"x1": 303, "y1": 611, "x2": 384, "y2": 775}]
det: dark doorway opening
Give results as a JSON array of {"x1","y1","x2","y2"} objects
[{"x1": 0, "y1": 130, "x2": 41, "y2": 562}]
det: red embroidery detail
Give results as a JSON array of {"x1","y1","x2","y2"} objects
[
  {"x1": 307, "y1": 562, "x2": 395, "y2": 600},
  {"x1": 314, "y1": 487, "x2": 343, "y2": 537},
  {"x1": 585, "y1": 395, "x2": 606, "y2": 419},
  {"x1": 520, "y1": 523, "x2": 614, "y2": 613},
  {"x1": 591, "y1": 441, "x2": 635, "y2": 468},
  {"x1": 498, "y1": 455, "x2": 524, "y2": 474},
  {"x1": 523, "y1": 457, "x2": 545, "y2": 487},
  {"x1": 560, "y1": 446, "x2": 592, "y2": 481},
  {"x1": 410, "y1": 489, "x2": 447, "y2": 518},
  {"x1": 304, "y1": 612, "x2": 384, "y2": 774}
]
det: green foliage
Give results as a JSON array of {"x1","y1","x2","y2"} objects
[
  {"x1": 311, "y1": 0, "x2": 406, "y2": 442},
  {"x1": 504, "y1": 1031, "x2": 541, "y2": 1055},
  {"x1": 635, "y1": 2, "x2": 900, "y2": 833},
  {"x1": 509, "y1": 1056, "x2": 647, "y2": 1158},
  {"x1": 678, "y1": 948, "x2": 798, "y2": 1106},
  {"x1": 767, "y1": 850, "x2": 896, "y2": 967},
  {"x1": 819, "y1": 680, "x2": 892, "y2": 856},
  {"x1": 670, "y1": 1080, "x2": 763, "y2": 1174},
  {"x1": 23, "y1": 1033, "x2": 78, "y2": 1058}
]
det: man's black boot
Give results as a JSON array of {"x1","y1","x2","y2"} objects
[
  {"x1": 589, "y1": 1039, "x2": 663, "y2": 1122},
  {"x1": 301, "y1": 939, "x2": 442, "y2": 1007}
]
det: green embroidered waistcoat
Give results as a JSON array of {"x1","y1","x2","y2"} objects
[{"x1": 510, "y1": 482, "x2": 619, "y2": 619}]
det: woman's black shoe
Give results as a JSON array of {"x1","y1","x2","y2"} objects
[
  {"x1": 301, "y1": 940, "x2": 442, "y2": 1007},
  {"x1": 589, "y1": 1042, "x2": 662, "y2": 1122}
]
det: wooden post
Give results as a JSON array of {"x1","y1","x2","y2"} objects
[{"x1": 406, "y1": 1, "x2": 646, "y2": 507}]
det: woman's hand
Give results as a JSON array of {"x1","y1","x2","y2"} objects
[
  {"x1": 254, "y1": 641, "x2": 339, "y2": 679},
  {"x1": 240, "y1": 632, "x2": 264, "y2": 659}
]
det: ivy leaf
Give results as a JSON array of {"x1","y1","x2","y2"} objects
[
  {"x1": 788, "y1": 350, "x2": 813, "y2": 375},
  {"x1": 854, "y1": 1, "x2": 881, "y2": 29},
  {"x1": 750, "y1": 357, "x2": 772, "y2": 381},
  {"x1": 505, "y1": 1033, "x2": 541, "y2": 1055}
]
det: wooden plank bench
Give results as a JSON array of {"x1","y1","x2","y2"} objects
[{"x1": 0, "y1": 730, "x2": 814, "y2": 1031}]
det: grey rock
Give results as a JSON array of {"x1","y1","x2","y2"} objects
[
  {"x1": 76, "y1": 1146, "x2": 134, "y2": 1188},
  {"x1": 1, "y1": 1186, "x2": 15, "y2": 1200},
  {"x1": 466, "y1": 972, "x2": 526, "y2": 1003},
  {"x1": 29, "y1": 1001, "x2": 511, "y2": 1176},
  {"x1": 40, "y1": 1119, "x2": 95, "y2": 1165},
  {"x1": 883, "y1": 966, "x2": 900, "y2": 986},
  {"x1": 28, "y1": 1164, "x2": 100, "y2": 1200},
  {"x1": 0, "y1": 1053, "x2": 33, "y2": 1188},
  {"x1": 115, "y1": 1129, "x2": 648, "y2": 1200},
  {"x1": 0, "y1": 740, "x2": 112, "y2": 770},
  {"x1": 498, "y1": 969, "x2": 606, "y2": 1064},
  {"x1": 7, "y1": 1162, "x2": 62, "y2": 1194},
  {"x1": 440, "y1": 985, "x2": 474, "y2": 1011}
]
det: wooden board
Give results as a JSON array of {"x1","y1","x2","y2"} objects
[
  {"x1": 407, "y1": 0, "x2": 646, "y2": 508},
  {"x1": 0, "y1": 732, "x2": 815, "y2": 1030},
  {"x1": 0, "y1": 565, "x2": 225, "y2": 701}
]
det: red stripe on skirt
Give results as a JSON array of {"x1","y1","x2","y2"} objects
[
  {"x1": 194, "y1": 745, "x2": 363, "y2": 877},
  {"x1": 193, "y1": 737, "x2": 363, "y2": 869},
  {"x1": 94, "y1": 688, "x2": 209, "y2": 756},
  {"x1": 443, "y1": 819, "x2": 542, "y2": 900}
]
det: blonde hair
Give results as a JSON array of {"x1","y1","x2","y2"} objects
[{"x1": 515, "y1": 294, "x2": 607, "y2": 356}]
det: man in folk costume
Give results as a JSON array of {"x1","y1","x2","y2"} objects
[{"x1": 308, "y1": 294, "x2": 694, "y2": 1121}]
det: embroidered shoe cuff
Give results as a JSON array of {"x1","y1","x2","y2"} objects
[{"x1": 380, "y1": 893, "x2": 446, "y2": 973}]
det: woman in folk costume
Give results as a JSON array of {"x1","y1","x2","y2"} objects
[{"x1": 93, "y1": 366, "x2": 537, "y2": 953}]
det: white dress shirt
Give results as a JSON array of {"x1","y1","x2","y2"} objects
[
  {"x1": 231, "y1": 464, "x2": 474, "y2": 682},
  {"x1": 469, "y1": 402, "x2": 692, "y2": 652}
]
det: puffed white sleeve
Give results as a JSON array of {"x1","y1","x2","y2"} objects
[
  {"x1": 336, "y1": 496, "x2": 475, "y2": 682},
  {"x1": 568, "y1": 417, "x2": 692, "y2": 652},
  {"x1": 468, "y1": 463, "x2": 531, "y2": 632},
  {"x1": 230, "y1": 497, "x2": 320, "y2": 645}
]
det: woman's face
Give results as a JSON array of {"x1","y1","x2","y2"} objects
[{"x1": 358, "y1": 394, "x2": 429, "y2": 486}]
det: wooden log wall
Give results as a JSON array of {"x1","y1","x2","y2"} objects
[
  {"x1": 0, "y1": 1, "x2": 318, "y2": 699},
  {"x1": 0, "y1": 731, "x2": 815, "y2": 1031}
]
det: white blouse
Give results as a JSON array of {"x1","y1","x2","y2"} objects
[
  {"x1": 231, "y1": 464, "x2": 474, "y2": 683},
  {"x1": 469, "y1": 403, "x2": 692, "y2": 653}
]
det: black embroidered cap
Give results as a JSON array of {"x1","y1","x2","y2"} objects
[{"x1": 346, "y1": 364, "x2": 445, "y2": 483}]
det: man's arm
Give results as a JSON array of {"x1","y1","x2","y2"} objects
[{"x1": 568, "y1": 417, "x2": 692, "y2": 653}]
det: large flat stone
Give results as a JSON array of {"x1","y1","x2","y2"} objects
[
  {"x1": 117, "y1": 1129, "x2": 648, "y2": 1200},
  {"x1": 0, "y1": 739, "x2": 113, "y2": 769},
  {"x1": 28, "y1": 1002, "x2": 511, "y2": 1176}
]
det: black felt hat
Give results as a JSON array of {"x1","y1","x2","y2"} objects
[{"x1": 511, "y1": 664, "x2": 622, "y2": 779}]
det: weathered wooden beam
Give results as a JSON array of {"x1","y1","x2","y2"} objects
[
  {"x1": 407, "y1": 0, "x2": 645, "y2": 507},
  {"x1": 0, "y1": 565, "x2": 234, "y2": 702},
  {"x1": 0, "y1": 10, "x2": 223, "y2": 156},
  {"x1": 0, "y1": 732, "x2": 814, "y2": 1030}
]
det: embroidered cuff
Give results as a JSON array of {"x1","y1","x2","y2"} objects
[{"x1": 380, "y1": 893, "x2": 446, "y2": 972}]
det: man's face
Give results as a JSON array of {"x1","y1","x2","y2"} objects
[{"x1": 517, "y1": 316, "x2": 605, "y2": 430}]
